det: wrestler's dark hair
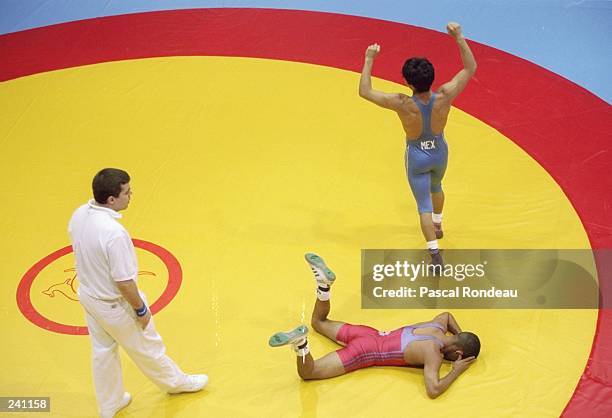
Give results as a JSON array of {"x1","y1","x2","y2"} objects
[
  {"x1": 457, "y1": 332, "x2": 480, "y2": 358},
  {"x1": 92, "y1": 168, "x2": 130, "y2": 204},
  {"x1": 402, "y1": 57, "x2": 435, "y2": 93}
]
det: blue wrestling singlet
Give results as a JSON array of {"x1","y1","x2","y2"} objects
[
  {"x1": 404, "y1": 93, "x2": 449, "y2": 213},
  {"x1": 400, "y1": 321, "x2": 445, "y2": 351}
]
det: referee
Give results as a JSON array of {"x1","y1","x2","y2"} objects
[{"x1": 69, "y1": 168, "x2": 207, "y2": 418}]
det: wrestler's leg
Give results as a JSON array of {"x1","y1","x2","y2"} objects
[
  {"x1": 418, "y1": 211, "x2": 436, "y2": 242},
  {"x1": 406, "y1": 148, "x2": 436, "y2": 243},
  {"x1": 432, "y1": 191, "x2": 445, "y2": 215},
  {"x1": 305, "y1": 253, "x2": 346, "y2": 345},
  {"x1": 431, "y1": 192, "x2": 444, "y2": 239},
  {"x1": 412, "y1": 172, "x2": 443, "y2": 266},
  {"x1": 269, "y1": 326, "x2": 346, "y2": 380},
  {"x1": 430, "y1": 148, "x2": 448, "y2": 239},
  {"x1": 296, "y1": 351, "x2": 346, "y2": 380},
  {"x1": 410, "y1": 171, "x2": 436, "y2": 242},
  {"x1": 310, "y1": 293, "x2": 346, "y2": 345}
]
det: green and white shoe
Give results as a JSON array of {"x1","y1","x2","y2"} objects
[
  {"x1": 305, "y1": 253, "x2": 336, "y2": 286},
  {"x1": 268, "y1": 325, "x2": 309, "y2": 347}
]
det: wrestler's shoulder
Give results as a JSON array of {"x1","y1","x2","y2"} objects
[{"x1": 396, "y1": 94, "x2": 418, "y2": 113}]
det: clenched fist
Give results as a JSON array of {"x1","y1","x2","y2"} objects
[
  {"x1": 446, "y1": 22, "x2": 463, "y2": 39},
  {"x1": 365, "y1": 43, "x2": 381, "y2": 59}
]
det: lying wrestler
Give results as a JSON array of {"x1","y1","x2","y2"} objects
[{"x1": 269, "y1": 254, "x2": 480, "y2": 399}]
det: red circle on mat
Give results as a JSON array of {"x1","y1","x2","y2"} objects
[{"x1": 16, "y1": 239, "x2": 182, "y2": 335}]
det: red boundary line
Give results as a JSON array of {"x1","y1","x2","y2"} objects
[{"x1": 2, "y1": 8, "x2": 610, "y2": 416}]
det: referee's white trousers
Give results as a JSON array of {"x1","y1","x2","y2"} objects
[{"x1": 79, "y1": 290, "x2": 189, "y2": 415}]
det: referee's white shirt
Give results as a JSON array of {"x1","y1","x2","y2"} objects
[{"x1": 68, "y1": 199, "x2": 138, "y2": 300}]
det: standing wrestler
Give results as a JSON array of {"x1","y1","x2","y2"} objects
[
  {"x1": 269, "y1": 254, "x2": 479, "y2": 399},
  {"x1": 358, "y1": 22, "x2": 477, "y2": 265},
  {"x1": 69, "y1": 168, "x2": 207, "y2": 417}
]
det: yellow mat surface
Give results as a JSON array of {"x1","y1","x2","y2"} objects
[{"x1": 0, "y1": 57, "x2": 596, "y2": 417}]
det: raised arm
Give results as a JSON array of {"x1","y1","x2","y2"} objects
[
  {"x1": 438, "y1": 22, "x2": 477, "y2": 102},
  {"x1": 433, "y1": 311, "x2": 462, "y2": 335},
  {"x1": 423, "y1": 349, "x2": 475, "y2": 399},
  {"x1": 359, "y1": 43, "x2": 404, "y2": 110}
]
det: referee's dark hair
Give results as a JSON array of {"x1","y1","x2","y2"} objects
[{"x1": 92, "y1": 168, "x2": 130, "y2": 204}]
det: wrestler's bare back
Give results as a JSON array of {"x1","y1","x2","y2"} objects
[
  {"x1": 393, "y1": 92, "x2": 453, "y2": 139},
  {"x1": 402, "y1": 321, "x2": 447, "y2": 366}
]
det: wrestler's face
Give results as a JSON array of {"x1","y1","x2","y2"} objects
[{"x1": 108, "y1": 183, "x2": 132, "y2": 211}]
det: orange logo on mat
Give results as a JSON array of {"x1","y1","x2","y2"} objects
[
  {"x1": 41, "y1": 268, "x2": 156, "y2": 302},
  {"x1": 42, "y1": 268, "x2": 79, "y2": 301},
  {"x1": 17, "y1": 239, "x2": 181, "y2": 335}
]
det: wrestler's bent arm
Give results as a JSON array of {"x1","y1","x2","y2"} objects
[
  {"x1": 358, "y1": 44, "x2": 404, "y2": 110},
  {"x1": 438, "y1": 22, "x2": 477, "y2": 102},
  {"x1": 434, "y1": 311, "x2": 462, "y2": 335},
  {"x1": 423, "y1": 349, "x2": 475, "y2": 399}
]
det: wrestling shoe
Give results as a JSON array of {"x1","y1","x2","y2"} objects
[
  {"x1": 305, "y1": 253, "x2": 336, "y2": 286},
  {"x1": 100, "y1": 392, "x2": 131, "y2": 418},
  {"x1": 269, "y1": 325, "x2": 309, "y2": 348},
  {"x1": 433, "y1": 222, "x2": 444, "y2": 239},
  {"x1": 428, "y1": 251, "x2": 445, "y2": 276},
  {"x1": 167, "y1": 374, "x2": 209, "y2": 394}
]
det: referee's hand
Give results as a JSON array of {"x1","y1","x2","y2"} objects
[{"x1": 136, "y1": 310, "x2": 152, "y2": 329}]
